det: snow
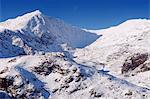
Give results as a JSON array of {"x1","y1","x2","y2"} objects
[
  {"x1": 74, "y1": 19, "x2": 150, "y2": 98},
  {"x1": 75, "y1": 19, "x2": 150, "y2": 72},
  {"x1": 0, "y1": 54, "x2": 149, "y2": 99},
  {"x1": 16, "y1": 66, "x2": 50, "y2": 98},
  {"x1": 0, "y1": 10, "x2": 99, "y2": 49},
  {"x1": 0, "y1": 10, "x2": 150, "y2": 99}
]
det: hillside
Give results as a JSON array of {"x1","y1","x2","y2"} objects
[
  {"x1": 0, "y1": 10, "x2": 99, "y2": 58},
  {"x1": 0, "y1": 11, "x2": 150, "y2": 99}
]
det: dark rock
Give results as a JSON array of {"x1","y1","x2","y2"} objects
[
  {"x1": 52, "y1": 88, "x2": 58, "y2": 93},
  {"x1": 139, "y1": 63, "x2": 150, "y2": 72},
  {"x1": 125, "y1": 91, "x2": 133, "y2": 96},
  {"x1": 65, "y1": 77, "x2": 74, "y2": 83},
  {"x1": 0, "y1": 67, "x2": 8, "y2": 74},
  {"x1": 0, "y1": 77, "x2": 14, "y2": 90},
  {"x1": 89, "y1": 89, "x2": 103, "y2": 98},
  {"x1": 122, "y1": 53, "x2": 148, "y2": 74},
  {"x1": 32, "y1": 61, "x2": 53, "y2": 76}
]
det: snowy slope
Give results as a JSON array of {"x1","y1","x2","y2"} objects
[
  {"x1": 0, "y1": 10, "x2": 99, "y2": 48},
  {"x1": 89, "y1": 19, "x2": 150, "y2": 48},
  {"x1": 0, "y1": 10, "x2": 99, "y2": 58},
  {"x1": 0, "y1": 10, "x2": 150, "y2": 99},
  {"x1": 75, "y1": 19, "x2": 150, "y2": 69},
  {"x1": 0, "y1": 53, "x2": 150, "y2": 99},
  {"x1": 74, "y1": 19, "x2": 150, "y2": 92}
]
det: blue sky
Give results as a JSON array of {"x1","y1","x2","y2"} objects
[{"x1": 0, "y1": 0, "x2": 149, "y2": 29}]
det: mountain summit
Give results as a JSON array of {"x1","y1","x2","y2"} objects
[{"x1": 0, "y1": 10, "x2": 99, "y2": 57}]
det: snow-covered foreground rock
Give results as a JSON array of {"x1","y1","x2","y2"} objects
[
  {"x1": 0, "y1": 53, "x2": 150, "y2": 99},
  {"x1": 0, "y1": 10, "x2": 150, "y2": 99}
]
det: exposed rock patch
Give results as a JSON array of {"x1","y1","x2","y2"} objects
[{"x1": 122, "y1": 53, "x2": 148, "y2": 74}]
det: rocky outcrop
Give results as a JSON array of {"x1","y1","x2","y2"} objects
[
  {"x1": 121, "y1": 53, "x2": 148, "y2": 74},
  {"x1": 0, "y1": 77, "x2": 14, "y2": 91}
]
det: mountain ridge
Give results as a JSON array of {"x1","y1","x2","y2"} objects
[{"x1": 0, "y1": 10, "x2": 99, "y2": 58}]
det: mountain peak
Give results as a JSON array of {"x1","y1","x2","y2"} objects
[
  {"x1": 0, "y1": 10, "x2": 46, "y2": 31},
  {"x1": 23, "y1": 10, "x2": 43, "y2": 17},
  {"x1": 119, "y1": 19, "x2": 150, "y2": 28},
  {"x1": 0, "y1": 10, "x2": 100, "y2": 56},
  {"x1": 31, "y1": 10, "x2": 42, "y2": 15}
]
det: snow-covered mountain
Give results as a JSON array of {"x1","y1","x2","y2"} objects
[
  {"x1": 74, "y1": 19, "x2": 150, "y2": 93},
  {"x1": 0, "y1": 10, "x2": 99, "y2": 58},
  {"x1": 0, "y1": 10, "x2": 150, "y2": 99},
  {"x1": 88, "y1": 19, "x2": 150, "y2": 48},
  {"x1": 75, "y1": 19, "x2": 150, "y2": 67}
]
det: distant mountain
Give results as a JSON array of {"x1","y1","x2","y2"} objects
[
  {"x1": 75, "y1": 19, "x2": 150, "y2": 75},
  {"x1": 0, "y1": 10, "x2": 99, "y2": 58},
  {"x1": 88, "y1": 19, "x2": 150, "y2": 48}
]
